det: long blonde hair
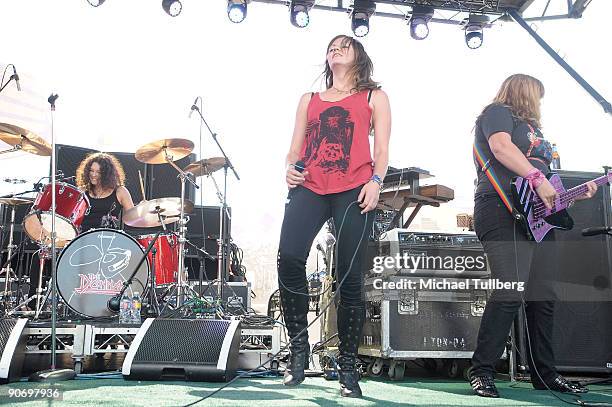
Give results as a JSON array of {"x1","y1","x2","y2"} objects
[{"x1": 482, "y1": 74, "x2": 545, "y2": 128}]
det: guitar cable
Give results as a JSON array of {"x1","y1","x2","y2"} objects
[{"x1": 183, "y1": 200, "x2": 371, "y2": 406}]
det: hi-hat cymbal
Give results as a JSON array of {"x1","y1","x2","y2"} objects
[
  {"x1": 0, "y1": 123, "x2": 51, "y2": 156},
  {"x1": 134, "y1": 139, "x2": 194, "y2": 164},
  {"x1": 123, "y1": 197, "x2": 194, "y2": 228},
  {"x1": 0, "y1": 197, "x2": 33, "y2": 206},
  {"x1": 184, "y1": 157, "x2": 226, "y2": 177}
]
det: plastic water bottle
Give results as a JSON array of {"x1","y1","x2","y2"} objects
[
  {"x1": 119, "y1": 294, "x2": 131, "y2": 324},
  {"x1": 131, "y1": 292, "x2": 142, "y2": 324},
  {"x1": 551, "y1": 143, "x2": 561, "y2": 170}
]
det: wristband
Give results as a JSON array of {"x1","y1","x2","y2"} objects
[
  {"x1": 370, "y1": 174, "x2": 383, "y2": 187},
  {"x1": 525, "y1": 168, "x2": 545, "y2": 190}
]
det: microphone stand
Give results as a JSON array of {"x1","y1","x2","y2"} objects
[
  {"x1": 0, "y1": 74, "x2": 18, "y2": 94},
  {"x1": 107, "y1": 230, "x2": 160, "y2": 313},
  {"x1": 30, "y1": 94, "x2": 75, "y2": 382},
  {"x1": 191, "y1": 105, "x2": 239, "y2": 304}
]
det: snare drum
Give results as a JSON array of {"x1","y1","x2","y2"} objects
[
  {"x1": 23, "y1": 182, "x2": 89, "y2": 247},
  {"x1": 56, "y1": 228, "x2": 149, "y2": 318},
  {"x1": 136, "y1": 233, "x2": 179, "y2": 286}
]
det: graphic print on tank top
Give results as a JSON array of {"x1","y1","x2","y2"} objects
[{"x1": 301, "y1": 106, "x2": 354, "y2": 180}]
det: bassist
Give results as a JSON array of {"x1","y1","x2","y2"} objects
[{"x1": 469, "y1": 74, "x2": 596, "y2": 398}]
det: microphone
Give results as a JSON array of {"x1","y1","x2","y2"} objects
[
  {"x1": 48, "y1": 93, "x2": 59, "y2": 109},
  {"x1": 582, "y1": 226, "x2": 612, "y2": 237},
  {"x1": 188, "y1": 97, "x2": 198, "y2": 118},
  {"x1": 287, "y1": 160, "x2": 306, "y2": 201},
  {"x1": 11, "y1": 66, "x2": 21, "y2": 91},
  {"x1": 107, "y1": 296, "x2": 120, "y2": 312}
]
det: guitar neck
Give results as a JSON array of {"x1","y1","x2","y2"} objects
[{"x1": 561, "y1": 174, "x2": 611, "y2": 203}]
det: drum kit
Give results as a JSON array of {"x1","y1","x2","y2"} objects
[{"x1": 0, "y1": 123, "x2": 233, "y2": 320}]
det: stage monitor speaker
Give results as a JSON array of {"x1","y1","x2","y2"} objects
[
  {"x1": 516, "y1": 170, "x2": 612, "y2": 374},
  {"x1": 0, "y1": 319, "x2": 28, "y2": 384},
  {"x1": 122, "y1": 318, "x2": 241, "y2": 382}
]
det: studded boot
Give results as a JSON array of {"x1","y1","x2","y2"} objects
[
  {"x1": 279, "y1": 285, "x2": 310, "y2": 386},
  {"x1": 337, "y1": 303, "x2": 365, "y2": 398}
]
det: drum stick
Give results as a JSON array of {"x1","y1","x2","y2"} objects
[{"x1": 138, "y1": 170, "x2": 146, "y2": 201}]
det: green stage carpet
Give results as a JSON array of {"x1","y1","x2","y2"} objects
[{"x1": 1, "y1": 377, "x2": 611, "y2": 407}]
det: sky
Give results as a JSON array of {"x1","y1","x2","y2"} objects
[{"x1": 1, "y1": 0, "x2": 611, "y2": 300}]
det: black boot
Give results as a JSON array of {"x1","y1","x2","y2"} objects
[
  {"x1": 337, "y1": 303, "x2": 365, "y2": 398},
  {"x1": 279, "y1": 286, "x2": 310, "y2": 386}
]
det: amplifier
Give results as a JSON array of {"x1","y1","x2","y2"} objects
[
  {"x1": 376, "y1": 229, "x2": 489, "y2": 278},
  {"x1": 360, "y1": 275, "x2": 489, "y2": 360}
]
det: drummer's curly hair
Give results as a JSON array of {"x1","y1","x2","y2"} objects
[{"x1": 76, "y1": 152, "x2": 126, "y2": 193}]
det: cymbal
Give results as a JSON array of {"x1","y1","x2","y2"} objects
[
  {"x1": 184, "y1": 157, "x2": 226, "y2": 177},
  {"x1": 123, "y1": 197, "x2": 194, "y2": 228},
  {"x1": 0, "y1": 123, "x2": 51, "y2": 156},
  {"x1": 0, "y1": 197, "x2": 33, "y2": 206},
  {"x1": 134, "y1": 138, "x2": 194, "y2": 164}
]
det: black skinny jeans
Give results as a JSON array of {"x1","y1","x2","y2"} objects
[
  {"x1": 277, "y1": 184, "x2": 374, "y2": 327},
  {"x1": 471, "y1": 194, "x2": 559, "y2": 383}
]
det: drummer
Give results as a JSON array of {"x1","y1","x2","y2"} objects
[
  {"x1": 76, "y1": 152, "x2": 135, "y2": 232},
  {"x1": 25, "y1": 153, "x2": 135, "y2": 311}
]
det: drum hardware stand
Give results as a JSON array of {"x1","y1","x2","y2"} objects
[
  {"x1": 162, "y1": 148, "x2": 199, "y2": 308},
  {"x1": 143, "y1": 210, "x2": 170, "y2": 317},
  {"x1": 190, "y1": 104, "x2": 239, "y2": 305},
  {"x1": 146, "y1": 247, "x2": 160, "y2": 317},
  {"x1": 1, "y1": 203, "x2": 18, "y2": 308}
]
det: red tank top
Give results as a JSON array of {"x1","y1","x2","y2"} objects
[{"x1": 299, "y1": 90, "x2": 373, "y2": 195}]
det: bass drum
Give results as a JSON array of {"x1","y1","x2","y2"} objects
[{"x1": 56, "y1": 228, "x2": 149, "y2": 318}]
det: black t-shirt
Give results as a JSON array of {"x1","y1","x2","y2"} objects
[
  {"x1": 474, "y1": 104, "x2": 553, "y2": 197},
  {"x1": 80, "y1": 189, "x2": 122, "y2": 232}
]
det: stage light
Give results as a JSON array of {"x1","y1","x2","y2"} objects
[
  {"x1": 463, "y1": 14, "x2": 489, "y2": 49},
  {"x1": 350, "y1": 0, "x2": 376, "y2": 37},
  {"x1": 87, "y1": 0, "x2": 106, "y2": 7},
  {"x1": 289, "y1": 1, "x2": 314, "y2": 28},
  {"x1": 410, "y1": 17, "x2": 429, "y2": 40},
  {"x1": 408, "y1": 6, "x2": 434, "y2": 40},
  {"x1": 465, "y1": 29, "x2": 483, "y2": 49},
  {"x1": 227, "y1": 0, "x2": 247, "y2": 24},
  {"x1": 162, "y1": 0, "x2": 182, "y2": 17}
]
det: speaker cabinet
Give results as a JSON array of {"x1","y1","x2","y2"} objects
[
  {"x1": 122, "y1": 318, "x2": 241, "y2": 382},
  {"x1": 0, "y1": 319, "x2": 28, "y2": 384},
  {"x1": 551, "y1": 170, "x2": 612, "y2": 372},
  {"x1": 147, "y1": 154, "x2": 196, "y2": 201},
  {"x1": 517, "y1": 170, "x2": 612, "y2": 374}
]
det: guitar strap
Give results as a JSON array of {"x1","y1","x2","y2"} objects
[
  {"x1": 473, "y1": 141, "x2": 526, "y2": 224},
  {"x1": 473, "y1": 142, "x2": 514, "y2": 213}
]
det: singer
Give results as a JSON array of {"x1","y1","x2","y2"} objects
[
  {"x1": 277, "y1": 35, "x2": 391, "y2": 398},
  {"x1": 76, "y1": 152, "x2": 135, "y2": 231},
  {"x1": 469, "y1": 74, "x2": 597, "y2": 398}
]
